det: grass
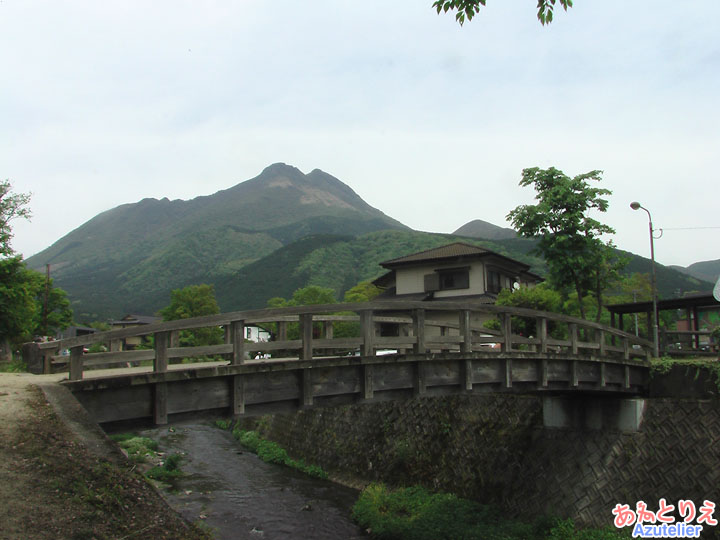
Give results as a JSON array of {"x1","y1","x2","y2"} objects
[
  {"x1": 109, "y1": 434, "x2": 159, "y2": 463},
  {"x1": 214, "y1": 420, "x2": 328, "y2": 479},
  {"x1": 352, "y1": 484, "x2": 630, "y2": 540},
  {"x1": 146, "y1": 453, "x2": 184, "y2": 482},
  {"x1": 110, "y1": 433, "x2": 184, "y2": 482},
  {"x1": 0, "y1": 356, "x2": 27, "y2": 372}
]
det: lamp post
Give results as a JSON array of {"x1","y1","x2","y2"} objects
[{"x1": 630, "y1": 201, "x2": 660, "y2": 357}]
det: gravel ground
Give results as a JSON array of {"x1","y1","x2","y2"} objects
[{"x1": 0, "y1": 373, "x2": 212, "y2": 540}]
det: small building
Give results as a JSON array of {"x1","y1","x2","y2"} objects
[
  {"x1": 109, "y1": 314, "x2": 161, "y2": 350},
  {"x1": 607, "y1": 293, "x2": 720, "y2": 355},
  {"x1": 55, "y1": 325, "x2": 99, "y2": 341},
  {"x1": 372, "y1": 242, "x2": 542, "y2": 338},
  {"x1": 244, "y1": 325, "x2": 271, "y2": 343},
  {"x1": 374, "y1": 242, "x2": 542, "y2": 302}
]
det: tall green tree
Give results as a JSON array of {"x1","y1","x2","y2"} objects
[
  {"x1": 432, "y1": 0, "x2": 573, "y2": 26},
  {"x1": 0, "y1": 182, "x2": 72, "y2": 359},
  {"x1": 507, "y1": 167, "x2": 626, "y2": 321},
  {"x1": 0, "y1": 180, "x2": 31, "y2": 257},
  {"x1": 159, "y1": 284, "x2": 223, "y2": 347},
  {"x1": 0, "y1": 258, "x2": 72, "y2": 344}
]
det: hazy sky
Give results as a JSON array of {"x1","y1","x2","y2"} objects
[{"x1": 2, "y1": 1, "x2": 719, "y2": 268}]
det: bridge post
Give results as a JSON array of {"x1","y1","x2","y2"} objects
[
  {"x1": 231, "y1": 320, "x2": 245, "y2": 365},
  {"x1": 153, "y1": 331, "x2": 169, "y2": 425},
  {"x1": 501, "y1": 313, "x2": 512, "y2": 352},
  {"x1": 570, "y1": 323, "x2": 578, "y2": 354},
  {"x1": 323, "y1": 320, "x2": 334, "y2": 339},
  {"x1": 277, "y1": 321, "x2": 287, "y2": 341},
  {"x1": 300, "y1": 314, "x2": 313, "y2": 360},
  {"x1": 42, "y1": 348, "x2": 57, "y2": 374},
  {"x1": 538, "y1": 317, "x2": 548, "y2": 353},
  {"x1": 536, "y1": 358, "x2": 548, "y2": 388},
  {"x1": 413, "y1": 361, "x2": 426, "y2": 396},
  {"x1": 230, "y1": 319, "x2": 246, "y2": 415},
  {"x1": 361, "y1": 310, "x2": 374, "y2": 356},
  {"x1": 460, "y1": 310, "x2": 471, "y2": 353},
  {"x1": 154, "y1": 332, "x2": 169, "y2": 373},
  {"x1": 413, "y1": 309, "x2": 425, "y2": 354},
  {"x1": 69, "y1": 345, "x2": 84, "y2": 381}
]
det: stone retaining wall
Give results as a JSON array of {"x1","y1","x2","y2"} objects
[{"x1": 239, "y1": 392, "x2": 720, "y2": 531}]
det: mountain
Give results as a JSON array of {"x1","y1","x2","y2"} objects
[
  {"x1": 452, "y1": 219, "x2": 517, "y2": 240},
  {"x1": 670, "y1": 259, "x2": 720, "y2": 285},
  {"x1": 26, "y1": 163, "x2": 407, "y2": 319},
  {"x1": 26, "y1": 163, "x2": 713, "y2": 321}
]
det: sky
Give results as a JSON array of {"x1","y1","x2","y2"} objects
[{"x1": 2, "y1": 0, "x2": 719, "y2": 268}]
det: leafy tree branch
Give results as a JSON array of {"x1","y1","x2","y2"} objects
[{"x1": 432, "y1": 0, "x2": 573, "y2": 26}]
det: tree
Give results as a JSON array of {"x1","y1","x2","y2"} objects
[
  {"x1": 343, "y1": 281, "x2": 381, "y2": 303},
  {"x1": 159, "y1": 284, "x2": 223, "y2": 347},
  {"x1": 0, "y1": 180, "x2": 72, "y2": 362},
  {"x1": 268, "y1": 285, "x2": 337, "y2": 308},
  {"x1": 0, "y1": 258, "x2": 73, "y2": 349},
  {"x1": 266, "y1": 286, "x2": 338, "y2": 342},
  {"x1": 0, "y1": 180, "x2": 32, "y2": 257},
  {"x1": 493, "y1": 283, "x2": 565, "y2": 338},
  {"x1": 507, "y1": 167, "x2": 626, "y2": 321},
  {"x1": 432, "y1": 0, "x2": 573, "y2": 26}
]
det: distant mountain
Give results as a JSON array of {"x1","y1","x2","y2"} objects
[
  {"x1": 670, "y1": 259, "x2": 720, "y2": 285},
  {"x1": 452, "y1": 219, "x2": 517, "y2": 240},
  {"x1": 26, "y1": 163, "x2": 713, "y2": 321},
  {"x1": 26, "y1": 163, "x2": 407, "y2": 319}
]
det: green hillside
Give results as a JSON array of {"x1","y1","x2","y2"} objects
[
  {"x1": 214, "y1": 230, "x2": 709, "y2": 312},
  {"x1": 25, "y1": 164, "x2": 408, "y2": 320}
]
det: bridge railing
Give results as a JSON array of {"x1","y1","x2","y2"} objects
[{"x1": 23, "y1": 301, "x2": 653, "y2": 381}]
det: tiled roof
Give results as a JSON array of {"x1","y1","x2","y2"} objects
[{"x1": 380, "y1": 242, "x2": 492, "y2": 267}]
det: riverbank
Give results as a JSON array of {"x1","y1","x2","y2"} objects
[{"x1": 0, "y1": 372, "x2": 210, "y2": 539}]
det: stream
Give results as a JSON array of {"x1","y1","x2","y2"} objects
[{"x1": 138, "y1": 423, "x2": 366, "y2": 540}]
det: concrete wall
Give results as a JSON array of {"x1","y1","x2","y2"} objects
[
  {"x1": 395, "y1": 262, "x2": 486, "y2": 296},
  {"x1": 239, "y1": 372, "x2": 720, "y2": 530}
]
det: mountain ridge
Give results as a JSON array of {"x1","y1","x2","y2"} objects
[{"x1": 25, "y1": 163, "x2": 713, "y2": 320}]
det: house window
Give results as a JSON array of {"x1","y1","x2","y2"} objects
[
  {"x1": 437, "y1": 268, "x2": 470, "y2": 291},
  {"x1": 488, "y1": 270, "x2": 502, "y2": 294}
]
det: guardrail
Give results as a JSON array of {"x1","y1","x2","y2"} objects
[{"x1": 24, "y1": 301, "x2": 654, "y2": 382}]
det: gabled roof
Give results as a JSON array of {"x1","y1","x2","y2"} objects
[
  {"x1": 380, "y1": 242, "x2": 534, "y2": 274},
  {"x1": 381, "y1": 242, "x2": 491, "y2": 267}
]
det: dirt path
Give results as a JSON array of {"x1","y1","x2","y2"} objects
[{"x1": 0, "y1": 373, "x2": 212, "y2": 540}]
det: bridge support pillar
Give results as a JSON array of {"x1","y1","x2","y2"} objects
[{"x1": 542, "y1": 396, "x2": 646, "y2": 432}]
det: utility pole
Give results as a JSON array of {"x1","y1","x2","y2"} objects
[{"x1": 42, "y1": 264, "x2": 50, "y2": 337}]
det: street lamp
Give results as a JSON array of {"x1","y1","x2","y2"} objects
[{"x1": 630, "y1": 201, "x2": 660, "y2": 357}]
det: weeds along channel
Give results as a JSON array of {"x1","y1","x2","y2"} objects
[{"x1": 211, "y1": 419, "x2": 634, "y2": 540}]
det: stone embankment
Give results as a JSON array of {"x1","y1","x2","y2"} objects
[{"x1": 239, "y1": 365, "x2": 720, "y2": 529}]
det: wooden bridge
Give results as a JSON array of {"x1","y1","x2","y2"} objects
[{"x1": 23, "y1": 302, "x2": 653, "y2": 426}]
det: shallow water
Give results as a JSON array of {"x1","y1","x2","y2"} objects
[{"x1": 139, "y1": 423, "x2": 366, "y2": 540}]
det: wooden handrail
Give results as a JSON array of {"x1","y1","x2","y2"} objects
[{"x1": 25, "y1": 301, "x2": 654, "y2": 380}]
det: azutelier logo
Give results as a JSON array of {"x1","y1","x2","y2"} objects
[{"x1": 612, "y1": 499, "x2": 717, "y2": 538}]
